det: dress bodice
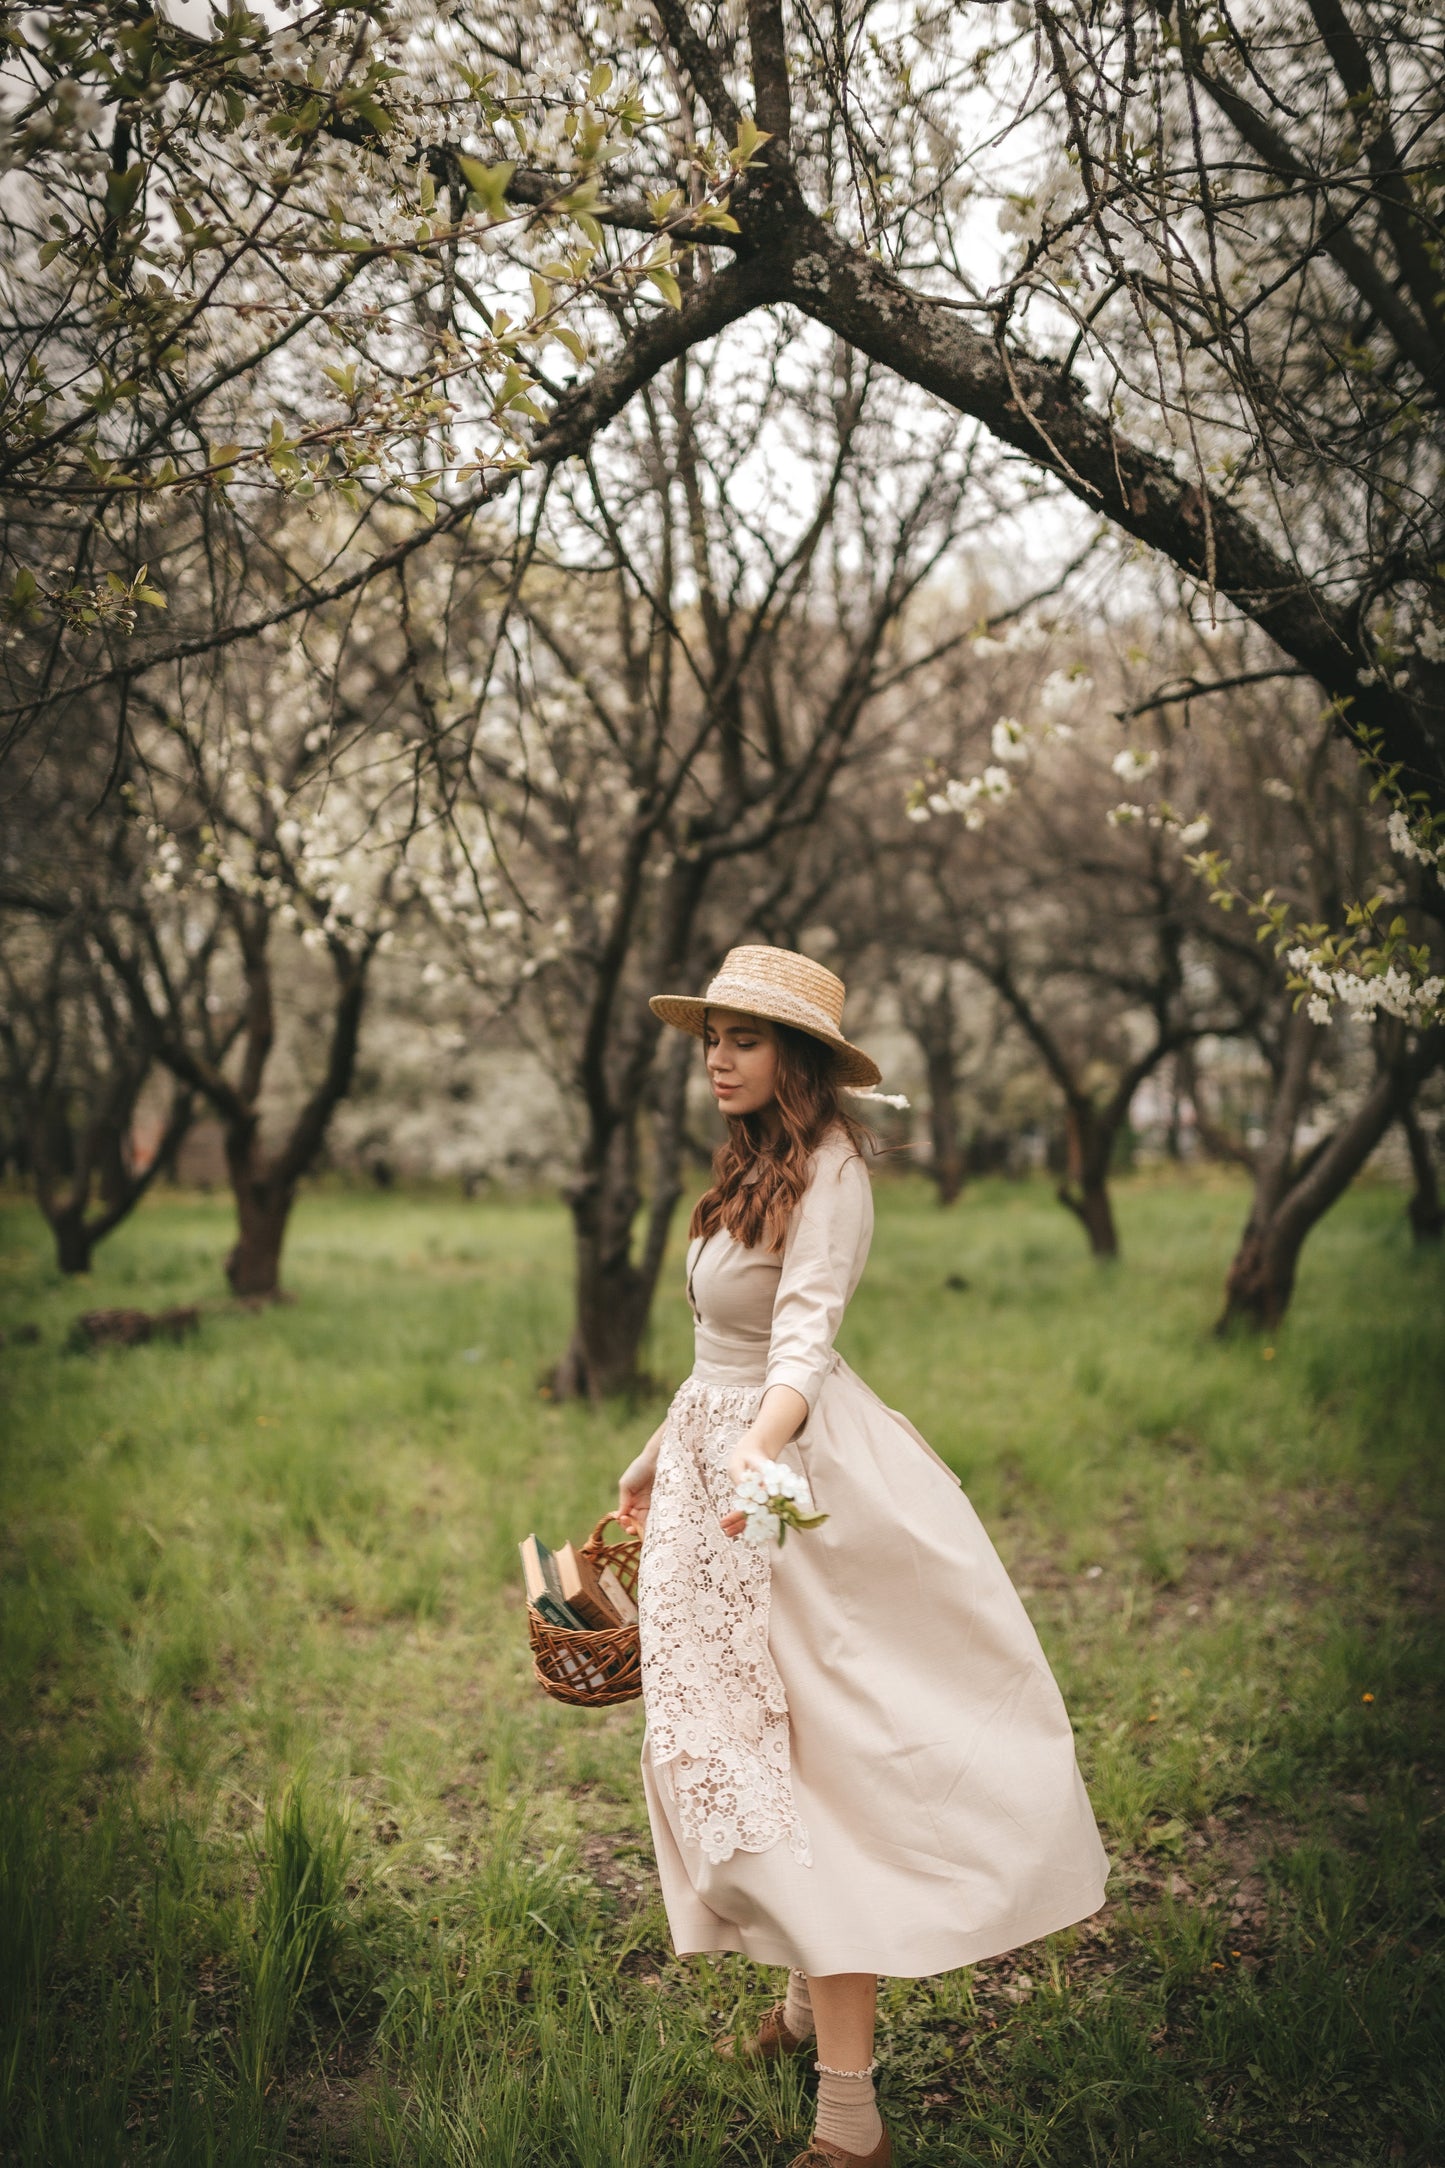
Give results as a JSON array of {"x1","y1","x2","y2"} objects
[
  {"x1": 684, "y1": 1129, "x2": 874, "y2": 1410},
  {"x1": 686, "y1": 1226, "x2": 781, "y2": 1381}
]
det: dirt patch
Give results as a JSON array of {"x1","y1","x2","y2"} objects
[
  {"x1": 281, "y1": 2056, "x2": 382, "y2": 2165},
  {"x1": 578, "y1": 1827, "x2": 657, "y2": 1908}
]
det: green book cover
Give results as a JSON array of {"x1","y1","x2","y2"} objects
[{"x1": 520, "y1": 1534, "x2": 588, "y2": 1631}]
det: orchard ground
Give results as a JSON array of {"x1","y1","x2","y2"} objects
[{"x1": 1, "y1": 1170, "x2": 1441, "y2": 2167}]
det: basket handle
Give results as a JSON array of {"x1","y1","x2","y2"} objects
[{"x1": 583, "y1": 1512, "x2": 639, "y2": 1558}]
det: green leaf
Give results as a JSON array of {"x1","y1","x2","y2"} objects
[
  {"x1": 587, "y1": 61, "x2": 613, "y2": 98},
  {"x1": 345, "y1": 94, "x2": 393, "y2": 136},
  {"x1": 646, "y1": 266, "x2": 681, "y2": 308},
  {"x1": 456, "y1": 156, "x2": 515, "y2": 217},
  {"x1": 104, "y1": 162, "x2": 145, "y2": 222},
  {"x1": 729, "y1": 114, "x2": 771, "y2": 169}
]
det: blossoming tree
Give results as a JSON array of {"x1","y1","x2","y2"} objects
[
  {"x1": 93, "y1": 619, "x2": 437, "y2": 1297},
  {"x1": 394, "y1": 338, "x2": 1006, "y2": 1395}
]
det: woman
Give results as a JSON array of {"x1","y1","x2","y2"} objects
[{"x1": 617, "y1": 946, "x2": 1108, "y2": 2168}]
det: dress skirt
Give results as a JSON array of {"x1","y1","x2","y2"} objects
[{"x1": 636, "y1": 1350, "x2": 1110, "y2": 1978}]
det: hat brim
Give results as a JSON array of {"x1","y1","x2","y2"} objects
[{"x1": 649, "y1": 993, "x2": 882, "y2": 1090}]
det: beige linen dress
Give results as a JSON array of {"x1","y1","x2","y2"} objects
[{"x1": 636, "y1": 1126, "x2": 1109, "y2": 1977}]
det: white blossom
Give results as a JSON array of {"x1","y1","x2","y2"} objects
[
  {"x1": 991, "y1": 716, "x2": 1029, "y2": 765},
  {"x1": 1111, "y1": 746, "x2": 1159, "y2": 783},
  {"x1": 1387, "y1": 808, "x2": 1444, "y2": 867},
  {"x1": 1038, "y1": 669, "x2": 1090, "y2": 716}
]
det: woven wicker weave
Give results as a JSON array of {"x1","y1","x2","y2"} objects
[
  {"x1": 649, "y1": 943, "x2": 882, "y2": 1088},
  {"x1": 527, "y1": 1515, "x2": 643, "y2": 1708}
]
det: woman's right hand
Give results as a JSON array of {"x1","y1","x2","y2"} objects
[{"x1": 617, "y1": 1438, "x2": 660, "y2": 1533}]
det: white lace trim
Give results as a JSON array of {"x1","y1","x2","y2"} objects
[{"x1": 637, "y1": 1377, "x2": 811, "y2": 1868}]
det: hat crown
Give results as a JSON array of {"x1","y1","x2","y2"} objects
[{"x1": 708, "y1": 945, "x2": 846, "y2": 1031}]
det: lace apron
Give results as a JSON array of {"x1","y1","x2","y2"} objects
[{"x1": 636, "y1": 1377, "x2": 812, "y2": 1867}]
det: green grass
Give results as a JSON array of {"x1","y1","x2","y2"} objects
[{"x1": 1, "y1": 1169, "x2": 1441, "y2": 2166}]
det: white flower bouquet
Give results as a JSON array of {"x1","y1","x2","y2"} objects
[{"x1": 732, "y1": 1458, "x2": 828, "y2": 1547}]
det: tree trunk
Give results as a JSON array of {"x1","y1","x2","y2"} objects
[
  {"x1": 921, "y1": 1011, "x2": 966, "y2": 1206},
  {"x1": 1056, "y1": 1101, "x2": 1119, "y2": 1258},
  {"x1": 51, "y1": 1202, "x2": 95, "y2": 1276},
  {"x1": 553, "y1": 1021, "x2": 699, "y2": 1402},
  {"x1": 224, "y1": 1177, "x2": 294, "y2": 1299},
  {"x1": 1216, "y1": 1220, "x2": 1304, "y2": 1333},
  {"x1": 1216, "y1": 1007, "x2": 1319, "y2": 1329},
  {"x1": 555, "y1": 1126, "x2": 654, "y2": 1401},
  {"x1": 901, "y1": 978, "x2": 966, "y2": 1205},
  {"x1": 223, "y1": 1124, "x2": 294, "y2": 1299},
  {"x1": 1402, "y1": 1102, "x2": 1444, "y2": 1244},
  {"x1": 1218, "y1": 1026, "x2": 1445, "y2": 1331}
]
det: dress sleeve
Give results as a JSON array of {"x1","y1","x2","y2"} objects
[{"x1": 763, "y1": 1140, "x2": 874, "y2": 1416}]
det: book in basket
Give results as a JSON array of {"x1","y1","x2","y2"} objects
[
  {"x1": 554, "y1": 1541, "x2": 637, "y2": 1629},
  {"x1": 518, "y1": 1534, "x2": 586, "y2": 1628}
]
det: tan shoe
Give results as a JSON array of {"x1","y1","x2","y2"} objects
[
  {"x1": 714, "y1": 1999, "x2": 813, "y2": 2063},
  {"x1": 784, "y1": 2129, "x2": 893, "y2": 2168}
]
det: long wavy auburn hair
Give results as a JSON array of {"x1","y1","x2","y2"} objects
[{"x1": 689, "y1": 1017, "x2": 875, "y2": 1254}]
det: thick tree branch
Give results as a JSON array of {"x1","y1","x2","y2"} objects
[
  {"x1": 769, "y1": 210, "x2": 1444, "y2": 806},
  {"x1": 648, "y1": 0, "x2": 743, "y2": 135}
]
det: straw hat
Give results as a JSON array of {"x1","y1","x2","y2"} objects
[{"x1": 650, "y1": 945, "x2": 882, "y2": 1089}]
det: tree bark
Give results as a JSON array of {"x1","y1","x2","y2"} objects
[
  {"x1": 51, "y1": 1203, "x2": 96, "y2": 1276},
  {"x1": 925, "y1": 1037, "x2": 966, "y2": 1207},
  {"x1": 548, "y1": 800, "x2": 721, "y2": 1400},
  {"x1": 1216, "y1": 1006, "x2": 1320, "y2": 1329},
  {"x1": 1057, "y1": 1101, "x2": 1119, "y2": 1259},
  {"x1": 27, "y1": 1059, "x2": 194, "y2": 1277},
  {"x1": 1218, "y1": 1025, "x2": 1445, "y2": 1330},
  {"x1": 1402, "y1": 1102, "x2": 1444, "y2": 1244},
  {"x1": 753, "y1": 196, "x2": 1444, "y2": 808},
  {"x1": 223, "y1": 1127, "x2": 296, "y2": 1300},
  {"x1": 102, "y1": 919, "x2": 372, "y2": 1301},
  {"x1": 555, "y1": 1113, "x2": 648, "y2": 1401},
  {"x1": 909, "y1": 981, "x2": 966, "y2": 1206}
]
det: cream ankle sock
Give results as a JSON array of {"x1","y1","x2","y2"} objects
[
  {"x1": 813, "y1": 2063, "x2": 883, "y2": 2156},
  {"x1": 784, "y1": 1968, "x2": 815, "y2": 2040}
]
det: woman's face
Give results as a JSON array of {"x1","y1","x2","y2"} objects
[{"x1": 703, "y1": 1008, "x2": 780, "y2": 1118}]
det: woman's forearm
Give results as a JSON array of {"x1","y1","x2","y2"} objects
[{"x1": 731, "y1": 1385, "x2": 808, "y2": 1478}]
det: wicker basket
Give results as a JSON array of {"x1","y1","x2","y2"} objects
[{"x1": 528, "y1": 1515, "x2": 643, "y2": 1708}]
